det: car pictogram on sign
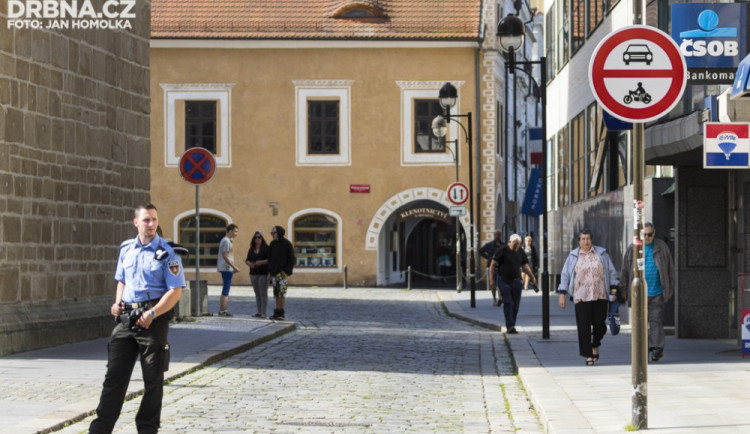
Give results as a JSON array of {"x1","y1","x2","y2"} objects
[{"x1": 623, "y1": 44, "x2": 653, "y2": 65}]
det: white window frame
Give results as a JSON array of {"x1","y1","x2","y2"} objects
[
  {"x1": 161, "y1": 83, "x2": 234, "y2": 167},
  {"x1": 288, "y1": 208, "x2": 343, "y2": 273},
  {"x1": 397, "y1": 80, "x2": 463, "y2": 166},
  {"x1": 172, "y1": 208, "x2": 233, "y2": 274},
  {"x1": 294, "y1": 80, "x2": 353, "y2": 166}
]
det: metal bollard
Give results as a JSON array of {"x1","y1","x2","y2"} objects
[
  {"x1": 343, "y1": 265, "x2": 348, "y2": 289},
  {"x1": 407, "y1": 266, "x2": 412, "y2": 291}
]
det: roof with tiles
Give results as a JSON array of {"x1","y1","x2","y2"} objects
[{"x1": 151, "y1": 0, "x2": 482, "y2": 40}]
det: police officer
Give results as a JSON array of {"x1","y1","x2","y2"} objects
[{"x1": 89, "y1": 203, "x2": 185, "y2": 434}]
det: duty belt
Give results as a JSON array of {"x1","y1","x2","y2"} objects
[{"x1": 122, "y1": 298, "x2": 160, "y2": 310}]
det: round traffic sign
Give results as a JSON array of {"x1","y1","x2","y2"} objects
[
  {"x1": 179, "y1": 148, "x2": 216, "y2": 185},
  {"x1": 589, "y1": 26, "x2": 687, "y2": 123},
  {"x1": 447, "y1": 182, "x2": 469, "y2": 205}
]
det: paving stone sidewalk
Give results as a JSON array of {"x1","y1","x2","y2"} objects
[
  {"x1": 440, "y1": 288, "x2": 750, "y2": 433},
  {"x1": 0, "y1": 309, "x2": 294, "y2": 434}
]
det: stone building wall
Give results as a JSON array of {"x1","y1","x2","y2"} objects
[{"x1": 0, "y1": 2, "x2": 151, "y2": 355}]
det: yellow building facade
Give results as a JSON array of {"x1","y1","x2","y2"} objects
[{"x1": 150, "y1": 1, "x2": 501, "y2": 287}]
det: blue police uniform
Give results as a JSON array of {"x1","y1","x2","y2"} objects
[
  {"x1": 116, "y1": 234, "x2": 186, "y2": 303},
  {"x1": 90, "y1": 234, "x2": 185, "y2": 434}
]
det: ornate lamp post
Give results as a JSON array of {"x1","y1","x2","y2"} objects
[
  {"x1": 432, "y1": 83, "x2": 477, "y2": 308},
  {"x1": 497, "y1": 14, "x2": 550, "y2": 338}
]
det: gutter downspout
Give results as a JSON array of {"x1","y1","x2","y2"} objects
[{"x1": 475, "y1": 20, "x2": 486, "y2": 266}]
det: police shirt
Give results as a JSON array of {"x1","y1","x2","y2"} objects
[{"x1": 115, "y1": 234, "x2": 186, "y2": 303}]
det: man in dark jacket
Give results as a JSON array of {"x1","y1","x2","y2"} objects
[
  {"x1": 479, "y1": 230, "x2": 504, "y2": 305},
  {"x1": 620, "y1": 222, "x2": 674, "y2": 362},
  {"x1": 268, "y1": 225, "x2": 295, "y2": 320}
]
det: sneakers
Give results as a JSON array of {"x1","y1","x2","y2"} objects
[
  {"x1": 651, "y1": 347, "x2": 664, "y2": 362},
  {"x1": 507, "y1": 327, "x2": 518, "y2": 334},
  {"x1": 218, "y1": 311, "x2": 232, "y2": 317},
  {"x1": 252, "y1": 313, "x2": 263, "y2": 318},
  {"x1": 609, "y1": 312, "x2": 621, "y2": 336}
]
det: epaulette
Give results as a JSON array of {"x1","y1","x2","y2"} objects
[
  {"x1": 155, "y1": 240, "x2": 189, "y2": 261},
  {"x1": 168, "y1": 241, "x2": 189, "y2": 257}
]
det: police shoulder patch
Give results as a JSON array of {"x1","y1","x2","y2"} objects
[{"x1": 168, "y1": 260, "x2": 181, "y2": 276}]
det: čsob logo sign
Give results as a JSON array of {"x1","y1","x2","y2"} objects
[{"x1": 671, "y1": 3, "x2": 745, "y2": 69}]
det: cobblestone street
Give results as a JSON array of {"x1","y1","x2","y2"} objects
[{"x1": 57, "y1": 288, "x2": 541, "y2": 433}]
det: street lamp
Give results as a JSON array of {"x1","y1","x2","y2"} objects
[
  {"x1": 497, "y1": 14, "x2": 551, "y2": 339},
  {"x1": 432, "y1": 82, "x2": 478, "y2": 308},
  {"x1": 433, "y1": 114, "x2": 462, "y2": 293}
]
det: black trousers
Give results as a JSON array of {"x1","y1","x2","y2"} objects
[
  {"x1": 574, "y1": 299, "x2": 608, "y2": 358},
  {"x1": 89, "y1": 314, "x2": 169, "y2": 434},
  {"x1": 497, "y1": 278, "x2": 523, "y2": 328}
]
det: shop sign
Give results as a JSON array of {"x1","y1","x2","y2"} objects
[
  {"x1": 703, "y1": 122, "x2": 750, "y2": 169},
  {"x1": 671, "y1": 3, "x2": 746, "y2": 85},
  {"x1": 396, "y1": 206, "x2": 451, "y2": 224}
]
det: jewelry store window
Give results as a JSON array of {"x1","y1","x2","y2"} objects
[{"x1": 293, "y1": 214, "x2": 337, "y2": 268}]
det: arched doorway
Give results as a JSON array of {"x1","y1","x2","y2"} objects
[
  {"x1": 400, "y1": 211, "x2": 464, "y2": 287},
  {"x1": 365, "y1": 187, "x2": 470, "y2": 286}
]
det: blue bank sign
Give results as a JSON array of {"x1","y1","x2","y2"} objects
[{"x1": 671, "y1": 3, "x2": 747, "y2": 84}]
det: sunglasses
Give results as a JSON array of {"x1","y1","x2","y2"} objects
[
  {"x1": 644, "y1": 232, "x2": 654, "y2": 237},
  {"x1": 254, "y1": 236, "x2": 262, "y2": 239}
]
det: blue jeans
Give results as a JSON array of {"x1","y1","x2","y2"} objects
[
  {"x1": 220, "y1": 271, "x2": 234, "y2": 296},
  {"x1": 497, "y1": 277, "x2": 523, "y2": 328}
]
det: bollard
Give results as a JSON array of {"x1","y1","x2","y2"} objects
[
  {"x1": 343, "y1": 265, "x2": 348, "y2": 289},
  {"x1": 407, "y1": 266, "x2": 412, "y2": 291}
]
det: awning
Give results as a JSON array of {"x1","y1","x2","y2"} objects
[{"x1": 730, "y1": 53, "x2": 750, "y2": 99}]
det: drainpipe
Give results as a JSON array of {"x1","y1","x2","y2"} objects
[{"x1": 475, "y1": 22, "x2": 486, "y2": 266}]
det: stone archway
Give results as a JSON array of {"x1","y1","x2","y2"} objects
[{"x1": 365, "y1": 187, "x2": 470, "y2": 285}]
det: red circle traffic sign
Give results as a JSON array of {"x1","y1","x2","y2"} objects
[
  {"x1": 589, "y1": 26, "x2": 686, "y2": 123},
  {"x1": 447, "y1": 182, "x2": 469, "y2": 205},
  {"x1": 179, "y1": 148, "x2": 216, "y2": 185}
]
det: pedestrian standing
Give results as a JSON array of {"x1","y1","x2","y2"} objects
[
  {"x1": 620, "y1": 222, "x2": 675, "y2": 362},
  {"x1": 489, "y1": 234, "x2": 536, "y2": 334},
  {"x1": 557, "y1": 228, "x2": 619, "y2": 365},
  {"x1": 89, "y1": 203, "x2": 185, "y2": 434},
  {"x1": 522, "y1": 235, "x2": 539, "y2": 291},
  {"x1": 217, "y1": 224, "x2": 240, "y2": 317},
  {"x1": 479, "y1": 230, "x2": 504, "y2": 305},
  {"x1": 245, "y1": 231, "x2": 270, "y2": 318},
  {"x1": 268, "y1": 225, "x2": 295, "y2": 320}
]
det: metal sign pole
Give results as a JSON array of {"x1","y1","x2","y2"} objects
[
  {"x1": 195, "y1": 185, "x2": 201, "y2": 315},
  {"x1": 631, "y1": 0, "x2": 647, "y2": 429}
]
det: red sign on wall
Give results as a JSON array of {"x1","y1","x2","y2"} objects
[{"x1": 350, "y1": 184, "x2": 370, "y2": 193}]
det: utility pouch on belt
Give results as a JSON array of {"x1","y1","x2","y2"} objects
[{"x1": 162, "y1": 343, "x2": 170, "y2": 372}]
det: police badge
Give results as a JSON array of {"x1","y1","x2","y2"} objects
[{"x1": 168, "y1": 260, "x2": 180, "y2": 276}]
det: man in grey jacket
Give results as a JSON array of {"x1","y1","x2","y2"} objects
[{"x1": 620, "y1": 222, "x2": 675, "y2": 362}]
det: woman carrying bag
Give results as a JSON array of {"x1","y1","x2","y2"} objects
[{"x1": 558, "y1": 228, "x2": 619, "y2": 366}]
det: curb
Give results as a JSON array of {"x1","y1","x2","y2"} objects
[{"x1": 37, "y1": 322, "x2": 296, "y2": 434}]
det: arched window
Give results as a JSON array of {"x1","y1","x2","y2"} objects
[
  {"x1": 178, "y1": 214, "x2": 228, "y2": 267},
  {"x1": 293, "y1": 214, "x2": 338, "y2": 268}
]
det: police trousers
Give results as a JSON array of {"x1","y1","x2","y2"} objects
[{"x1": 89, "y1": 314, "x2": 170, "y2": 434}]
